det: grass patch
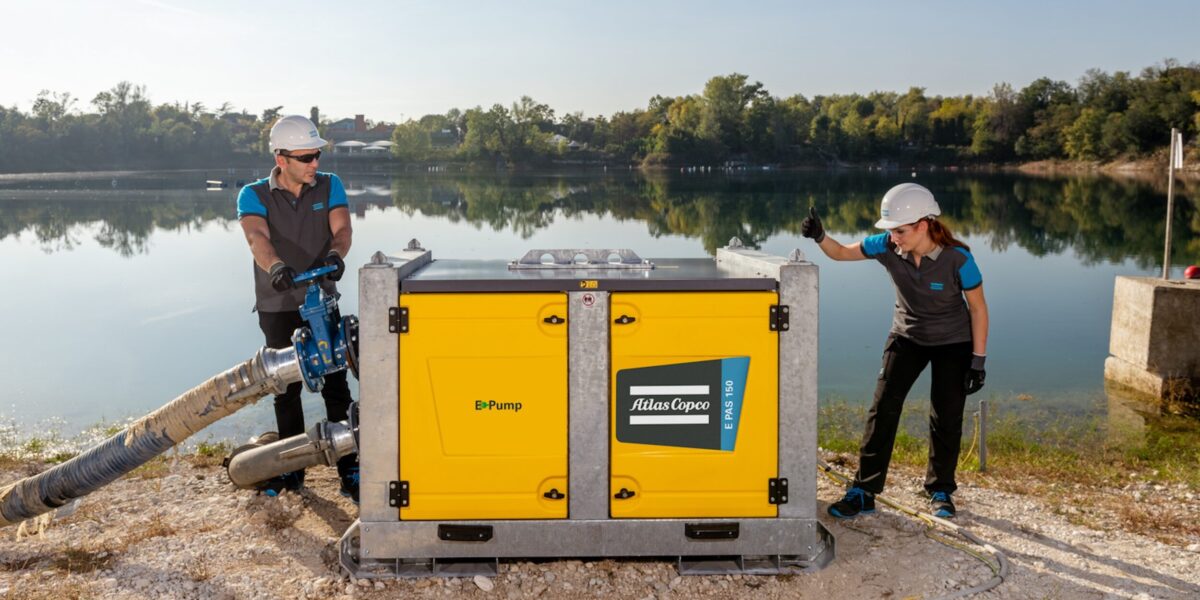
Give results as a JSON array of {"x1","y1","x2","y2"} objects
[
  {"x1": 50, "y1": 547, "x2": 116, "y2": 574},
  {"x1": 820, "y1": 396, "x2": 1200, "y2": 542},
  {"x1": 189, "y1": 438, "x2": 233, "y2": 468},
  {"x1": 128, "y1": 455, "x2": 170, "y2": 480},
  {"x1": 819, "y1": 397, "x2": 1200, "y2": 490}
]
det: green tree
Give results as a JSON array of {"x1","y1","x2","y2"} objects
[{"x1": 1064, "y1": 107, "x2": 1107, "y2": 160}]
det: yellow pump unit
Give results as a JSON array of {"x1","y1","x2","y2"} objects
[{"x1": 344, "y1": 243, "x2": 832, "y2": 577}]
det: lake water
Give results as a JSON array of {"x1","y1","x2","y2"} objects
[{"x1": 0, "y1": 167, "x2": 1195, "y2": 445}]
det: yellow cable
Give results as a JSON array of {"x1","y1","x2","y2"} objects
[
  {"x1": 818, "y1": 461, "x2": 1004, "y2": 580},
  {"x1": 958, "y1": 411, "x2": 980, "y2": 470}
]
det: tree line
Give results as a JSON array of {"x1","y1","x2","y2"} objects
[
  {"x1": 1, "y1": 60, "x2": 1197, "y2": 172},
  {"x1": 395, "y1": 60, "x2": 1200, "y2": 167}
]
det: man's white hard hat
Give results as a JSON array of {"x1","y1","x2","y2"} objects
[
  {"x1": 268, "y1": 115, "x2": 327, "y2": 153},
  {"x1": 875, "y1": 183, "x2": 941, "y2": 229}
]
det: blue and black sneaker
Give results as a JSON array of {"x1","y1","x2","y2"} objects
[
  {"x1": 339, "y1": 468, "x2": 360, "y2": 504},
  {"x1": 828, "y1": 487, "x2": 876, "y2": 519},
  {"x1": 930, "y1": 491, "x2": 956, "y2": 518}
]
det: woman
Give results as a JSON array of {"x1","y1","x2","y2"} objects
[{"x1": 801, "y1": 183, "x2": 989, "y2": 519}]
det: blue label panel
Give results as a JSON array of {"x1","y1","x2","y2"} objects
[{"x1": 720, "y1": 357, "x2": 749, "y2": 451}]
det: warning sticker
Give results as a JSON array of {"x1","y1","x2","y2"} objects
[{"x1": 615, "y1": 358, "x2": 750, "y2": 451}]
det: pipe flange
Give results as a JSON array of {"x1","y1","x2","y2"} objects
[
  {"x1": 342, "y1": 315, "x2": 360, "y2": 380},
  {"x1": 348, "y1": 401, "x2": 360, "y2": 453}
]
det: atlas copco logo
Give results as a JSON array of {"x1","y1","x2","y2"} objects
[
  {"x1": 630, "y1": 397, "x2": 710, "y2": 414},
  {"x1": 474, "y1": 400, "x2": 523, "y2": 413}
]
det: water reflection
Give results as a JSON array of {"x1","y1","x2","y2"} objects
[{"x1": 1, "y1": 171, "x2": 1196, "y2": 266}]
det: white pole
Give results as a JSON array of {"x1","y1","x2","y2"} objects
[{"x1": 1163, "y1": 128, "x2": 1179, "y2": 279}]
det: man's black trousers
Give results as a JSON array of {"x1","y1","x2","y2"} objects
[
  {"x1": 852, "y1": 334, "x2": 973, "y2": 495},
  {"x1": 258, "y1": 309, "x2": 358, "y2": 478}
]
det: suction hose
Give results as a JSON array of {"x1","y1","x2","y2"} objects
[{"x1": 0, "y1": 346, "x2": 302, "y2": 527}]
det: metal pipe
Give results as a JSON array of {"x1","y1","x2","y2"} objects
[
  {"x1": 978, "y1": 398, "x2": 988, "y2": 473},
  {"x1": 1163, "y1": 128, "x2": 1180, "y2": 279},
  {"x1": 226, "y1": 421, "x2": 356, "y2": 489},
  {"x1": 0, "y1": 346, "x2": 301, "y2": 527}
]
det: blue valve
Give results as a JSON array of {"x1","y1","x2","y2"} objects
[
  {"x1": 293, "y1": 264, "x2": 338, "y2": 284},
  {"x1": 290, "y1": 266, "x2": 358, "y2": 392}
]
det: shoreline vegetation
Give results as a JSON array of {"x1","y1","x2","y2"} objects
[
  {"x1": 2, "y1": 60, "x2": 1198, "y2": 174},
  {"x1": 4, "y1": 396, "x2": 1197, "y2": 542}
]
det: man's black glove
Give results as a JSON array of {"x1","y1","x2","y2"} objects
[
  {"x1": 324, "y1": 251, "x2": 346, "y2": 282},
  {"x1": 801, "y1": 206, "x2": 826, "y2": 243},
  {"x1": 269, "y1": 261, "x2": 297, "y2": 292},
  {"x1": 964, "y1": 354, "x2": 986, "y2": 395}
]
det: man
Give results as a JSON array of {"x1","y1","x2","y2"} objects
[{"x1": 236, "y1": 114, "x2": 358, "y2": 502}]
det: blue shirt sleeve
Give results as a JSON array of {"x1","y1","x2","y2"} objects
[
  {"x1": 861, "y1": 233, "x2": 889, "y2": 257},
  {"x1": 236, "y1": 185, "x2": 266, "y2": 219},
  {"x1": 327, "y1": 174, "x2": 348, "y2": 209},
  {"x1": 954, "y1": 247, "x2": 983, "y2": 290}
]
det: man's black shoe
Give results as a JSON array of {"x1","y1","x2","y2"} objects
[
  {"x1": 281, "y1": 471, "x2": 305, "y2": 491},
  {"x1": 339, "y1": 468, "x2": 360, "y2": 504},
  {"x1": 828, "y1": 487, "x2": 876, "y2": 519},
  {"x1": 930, "y1": 491, "x2": 955, "y2": 518},
  {"x1": 256, "y1": 471, "x2": 304, "y2": 497}
]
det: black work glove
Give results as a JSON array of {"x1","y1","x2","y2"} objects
[
  {"x1": 964, "y1": 354, "x2": 986, "y2": 395},
  {"x1": 801, "y1": 206, "x2": 826, "y2": 243},
  {"x1": 324, "y1": 251, "x2": 346, "y2": 281},
  {"x1": 269, "y1": 261, "x2": 297, "y2": 292}
]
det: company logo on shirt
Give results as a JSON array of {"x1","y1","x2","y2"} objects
[
  {"x1": 615, "y1": 358, "x2": 750, "y2": 451},
  {"x1": 930, "y1": 282, "x2": 944, "y2": 291},
  {"x1": 312, "y1": 202, "x2": 325, "y2": 211}
]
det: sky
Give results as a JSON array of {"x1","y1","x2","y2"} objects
[{"x1": 4, "y1": 0, "x2": 1200, "y2": 124}]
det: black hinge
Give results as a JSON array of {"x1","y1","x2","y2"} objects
[
  {"x1": 388, "y1": 307, "x2": 409, "y2": 334},
  {"x1": 769, "y1": 305, "x2": 790, "y2": 332},
  {"x1": 614, "y1": 314, "x2": 636, "y2": 325},
  {"x1": 389, "y1": 480, "x2": 409, "y2": 507},
  {"x1": 614, "y1": 487, "x2": 636, "y2": 499},
  {"x1": 542, "y1": 488, "x2": 565, "y2": 500},
  {"x1": 543, "y1": 315, "x2": 566, "y2": 325},
  {"x1": 768, "y1": 478, "x2": 789, "y2": 505}
]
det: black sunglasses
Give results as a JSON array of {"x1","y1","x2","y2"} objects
[{"x1": 281, "y1": 150, "x2": 321, "y2": 163}]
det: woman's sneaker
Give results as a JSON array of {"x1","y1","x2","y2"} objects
[
  {"x1": 828, "y1": 487, "x2": 876, "y2": 518},
  {"x1": 930, "y1": 491, "x2": 955, "y2": 518}
]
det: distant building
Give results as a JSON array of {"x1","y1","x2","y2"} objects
[
  {"x1": 325, "y1": 114, "x2": 393, "y2": 143},
  {"x1": 549, "y1": 133, "x2": 585, "y2": 151}
]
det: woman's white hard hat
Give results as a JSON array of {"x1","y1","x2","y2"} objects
[
  {"x1": 268, "y1": 115, "x2": 327, "y2": 153},
  {"x1": 875, "y1": 183, "x2": 941, "y2": 229}
]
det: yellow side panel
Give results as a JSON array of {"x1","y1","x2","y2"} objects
[
  {"x1": 399, "y1": 293, "x2": 568, "y2": 520},
  {"x1": 610, "y1": 291, "x2": 778, "y2": 518}
]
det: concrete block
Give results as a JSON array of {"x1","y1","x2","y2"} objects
[{"x1": 1105, "y1": 276, "x2": 1200, "y2": 400}]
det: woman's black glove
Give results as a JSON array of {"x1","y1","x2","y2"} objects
[
  {"x1": 269, "y1": 262, "x2": 297, "y2": 292},
  {"x1": 801, "y1": 206, "x2": 826, "y2": 243},
  {"x1": 324, "y1": 251, "x2": 346, "y2": 281},
  {"x1": 964, "y1": 354, "x2": 986, "y2": 395}
]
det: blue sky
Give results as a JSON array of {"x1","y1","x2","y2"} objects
[{"x1": 4, "y1": 1, "x2": 1199, "y2": 123}]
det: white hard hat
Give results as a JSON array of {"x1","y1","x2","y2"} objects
[
  {"x1": 875, "y1": 183, "x2": 941, "y2": 229},
  {"x1": 268, "y1": 115, "x2": 327, "y2": 153}
]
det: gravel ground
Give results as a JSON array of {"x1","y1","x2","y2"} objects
[{"x1": 1, "y1": 453, "x2": 1197, "y2": 600}]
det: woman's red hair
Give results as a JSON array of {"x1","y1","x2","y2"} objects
[{"x1": 924, "y1": 218, "x2": 969, "y2": 252}]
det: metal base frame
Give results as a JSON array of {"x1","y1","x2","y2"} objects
[{"x1": 340, "y1": 519, "x2": 834, "y2": 578}]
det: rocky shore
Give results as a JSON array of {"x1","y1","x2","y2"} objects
[{"x1": 1, "y1": 452, "x2": 1197, "y2": 599}]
